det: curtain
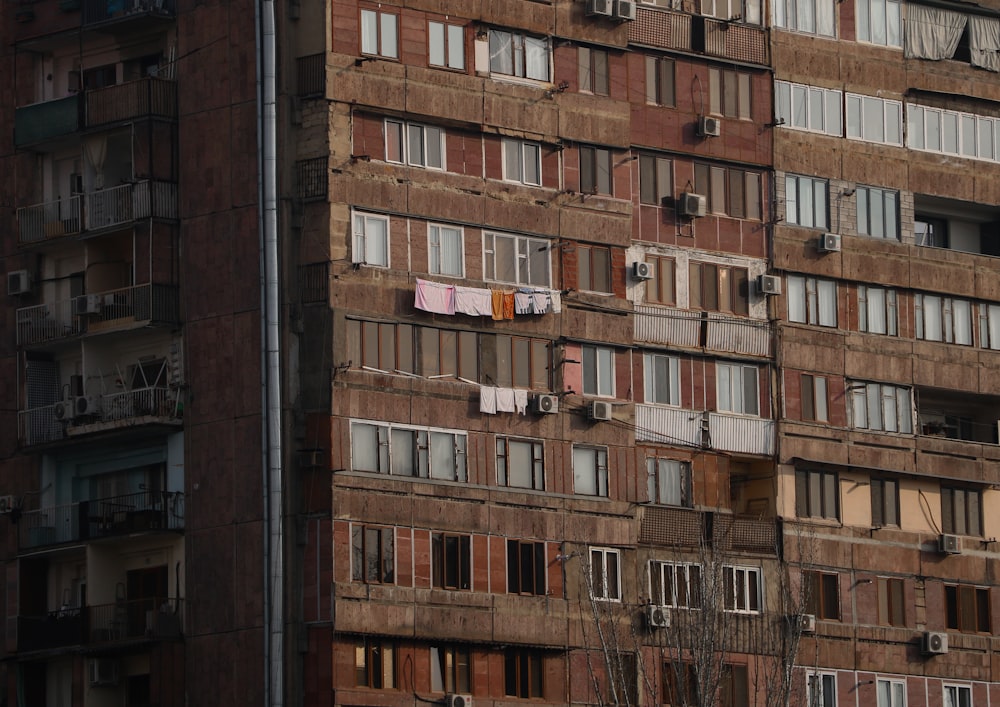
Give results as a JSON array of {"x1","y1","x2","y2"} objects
[
  {"x1": 905, "y1": 4, "x2": 967, "y2": 60},
  {"x1": 969, "y1": 15, "x2": 1000, "y2": 71},
  {"x1": 84, "y1": 135, "x2": 107, "y2": 189}
]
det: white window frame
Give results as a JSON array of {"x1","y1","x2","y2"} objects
[
  {"x1": 647, "y1": 458, "x2": 691, "y2": 506},
  {"x1": 701, "y1": 0, "x2": 762, "y2": 23},
  {"x1": 589, "y1": 547, "x2": 621, "y2": 601},
  {"x1": 488, "y1": 29, "x2": 551, "y2": 82},
  {"x1": 583, "y1": 345, "x2": 615, "y2": 398},
  {"x1": 876, "y1": 678, "x2": 906, "y2": 707},
  {"x1": 772, "y1": 0, "x2": 835, "y2": 37},
  {"x1": 909, "y1": 104, "x2": 1000, "y2": 163},
  {"x1": 723, "y1": 565, "x2": 762, "y2": 614},
  {"x1": 717, "y1": 362, "x2": 759, "y2": 416},
  {"x1": 649, "y1": 560, "x2": 702, "y2": 608},
  {"x1": 428, "y1": 21, "x2": 465, "y2": 70},
  {"x1": 806, "y1": 671, "x2": 837, "y2": 707},
  {"x1": 856, "y1": 0, "x2": 901, "y2": 46},
  {"x1": 385, "y1": 119, "x2": 445, "y2": 170},
  {"x1": 850, "y1": 381, "x2": 913, "y2": 434},
  {"x1": 496, "y1": 436, "x2": 545, "y2": 490},
  {"x1": 785, "y1": 174, "x2": 829, "y2": 229},
  {"x1": 846, "y1": 93, "x2": 903, "y2": 146},
  {"x1": 573, "y1": 445, "x2": 609, "y2": 497},
  {"x1": 915, "y1": 293, "x2": 974, "y2": 345},
  {"x1": 482, "y1": 232, "x2": 551, "y2": 287},
  {"x1": 428, "y1": 224, "x2": 464, "y2": 278},
  {"x1": 644, "y1": 352, "x2": 680, "y2": 405},
  {"x1": 502, "y1": 139, "x2": 542, "y2": 186},
  {"x1": 350, "y1": 420, "x2": 468, "y2": 481},
  {"x1": 979, "y1": 303, "x2": 1000, "y2": 350},
  {"x1": 858, "y1": 285, "x2": 898, "y2": 336},
  {"x1": 361, "y1": 9, "x2": 399, "y2": 59},
  {"x1": 352, "y1": 211, "x2": 390, "y2": 267},
  {"x1": 943, "y1": 684, "x2": 973, "y2": 707},
  {"x1": 856, "y1": 186, "x2": 899, "y2": 240},
  {"x1": 775, "y1": 81, "x2": 842, "y2": 136},
  {"x1": 787, "y1": 275, "x2": 837, "y2": 327}
]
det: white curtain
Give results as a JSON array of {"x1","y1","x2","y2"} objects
[
  {"x1": 905, "y1": 4, "x2": 967, "y2": 60},
  {"x1": 84, "y1": 135, "x2": 107, "y2": 189},
  {"x1": 969, "y1": 15, "x2": 1000, "y2": 72}
]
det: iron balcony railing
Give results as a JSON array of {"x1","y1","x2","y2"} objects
[
  {"x1": 16, "y1": 195, "x2": 83, "y2": 243},
  {"x1": 82, "y1": 0, "x2": 175, "y2": 24},
  {"x1": 635, "y1": 404, "x2": 776, "y2": 456},
  {"x1": 86, "y1": 77, "x2": 178, "y2": 126},
  {"x1": 88, "y1": 597, "x2": 183, "y2": 644},
  {"x1": 635, "y1": 305, "x2": 772, "y2": 358},
  {"x1": 639, "y1": 505, "x2": 780, "y2": 555},
  {"x1": 630, "y1": 5, "x2": 769, "y2": 66},
  {"x1": 17, "y1": 610, "x2": 85, "y2": 651}
]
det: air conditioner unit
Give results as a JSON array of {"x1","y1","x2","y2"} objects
[
  {"x1": 632, "y1": 261, "x2": 653, "y2": 280},
  {"x1": 53, "y1": 400, "x2": 76, "y2": 421},
  {"x1": 0, "y1": 495, "x2": 15, "y2": 514},
  {"x1": 646, "y1": 604, "x2": 669, "y2": 628},
  {"x1": 89, "y1": 658, "x2": 119, "y2": 686},
  {"x1": 757, "y1": 274, "x2": 782, "y2": 296},
  {"x1": 7, "y1": 270, "x2": 31, "y2": 296},
  {"x1": 588, "y1": 400, "x2": 613, "y2": 421},
  {"x1": 697, "y1": 115, "x2": 721, "y2": 137},
  {"x1": 798, "y1": 613, "x2": 817, "y2": 633},
  {"x1": 938, "y1": 533, "x2": 962, "y2": 555},
  {"x1": 75, "y1": 395, "x2": 101, "y2": 417},
  {"x1": 74, "y1": 294, "x2": 102, "y2": 315},
  {"x1": 818, "y1": 232, "x2": 842, "y2": 253},
  {"x1": 679, "y1": 192, "x2": 707, "y2": 218},
  {"x1": 445, "y1": 695, "x2": 472, "y2": 707},
  {"x1": 614, "y1": 0, "x2": 637, "y2": 20},
  {"x1": 586, "y1": 0, "x2": 614, "y2": 16},
  {"x1": 533, "y1": 394, "x2": 559, "y2": 415},
  {"x1": 922, "y1": 631, "x2": 948, "y2": 655}
]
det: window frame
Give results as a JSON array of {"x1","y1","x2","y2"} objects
[
  {"x1": 579, "y1": 46, "x2": 610, "y2": 96},
  {"x1": 871, "y1": 477, "x2": 899, "y2": 527},
  {"x1": 709, "y1": 67, "x2": 751, "y2": 120},
  {"x1": 945, "y1": 584, "x2": 991, "y2": 633},
  {"x1": 502, "y1": 138, "x2": 543, "y2": 186},
  {"x1": 795, "y1": 468, "x2": 839, "y2": 520},
  {"x1": 355, "y1": 637, "x2": 397, "y2": 689},
  {"x1": 915, "y1": 293, "x2": 974, "y2": 346},
  {"x1": 650, "y1": 560, "x2": 702, "y2": 608},
  {"x1": 385, "y1": 119, "x2": 446, "y2": 170},
  {"x1": 774, "y1": 81, "x2": 843, "y2": 136},
  {"x1": 645, "y1": 55, "x2": 676, "y2": 107},
  {"x1": 496, "y1": 436, "x2": 545, "y2": 490},
  {"x1": 694, "y1": 163, "x2": 762, "y2": 220},
  {"x1": 849, "y1": 381, "x2": 913, "y2": 433},
  {"x1": 941, "y1": 486, "x2": 983, "y2": 537},
  {"x1": 723, "y1": 565, "x2": 762, "y2": 614},
  {"x1": 909, "y1": 103, "x2": 1000, "y2": 164},
  {"x1": 772, "y1": 0, "x2": 836, "y2": 36},
  {"x1": 943, "y1": 684, "x2": 973, "y2": 707},
  {"x1": 488, "y1": 28, "x2": 551, "y2": 82},
  {"x1": 846, "y1": 93, "x2": 903, "y2": 146},
  {"x1": 645, "y1": 254, "x2": 676, "y2": 305},
  {"x1": 784, "y1": 174, "x2": 829, "y2": 229},
  {"x1": 716, "y1": 362, "x2": 759, "y2": 416},
  {"x1": 351, "y1": 525, "x2": 395, "y2": 584},
  {"x1": 482, "y1": 231, "x2": 551, "y2": 287},
  {"x1": 427, "y1": 223, "x2": 465, "y2": 277},
  {"x1": 504, "y1": 648, "x2": 544, "y2": 698},
  {"x1": 644, "y1": 353, "x2": 681, "y2": 407},
  {"x1": 647, "y1": 457, "x2": 692, "y2": 506},
  {"x1": 430, "y1": 645, "x2": 472, "y2": 694},
  {"x1": 877, "y1": 577, "x2": 905, "y2": 627},
  {"x1": 573, "y1": 445, "x2": 610, "y2": 497},
  {"x1": 580, "y1": 145, "x2": 614, "y2": 195},
  {"x1": 428, "y1": 20, "x2": 465, "y2": 71},
  {"x1": 350, "y1": 420, "x2": 469, "y2": 481},
  {"x1": 360, "y1": 8, "x2": 399, "y2": 60},
  {"x1": 979, "y1": 303, "x2": 1000, "y2": 350},
  {"x1": 803, "y1": 570, "x2": 841, "y2": 620},
  {"x1": 800, "y1": 373, "x2": 829, "y2": 423},
  {"x1": 431, "y1": 532, "x2": 472, "y2": 590},
  {"x1": 806, "y1": 671, "x2": 837, "y2": 707},
  {"x1": 582, "y1": 345, "x2": 616, "y2": 398},
  {"x1": 352, "y1": 211, "x2": 390, "y2": 267},
  {"x1": 486, "y1": 334, "x2": 552, "y2": 391},
  {"x1": 689, "y1": 261, "x2": 750, "y2": 315},
  {"x1": 507, "y1": 539, "x2": 547, "y2": 596},
  {"x1": 589, "y1": 546, "x2": 622, "y2": 601},
  {"x1": 856, "y1": 186, "x2": 899, "y2": 240},
  {"x1": 858, "y1": 285, "x2": 898, "y2": 336},
  {"x1": 787, "y1": 274, "x2": 838, "y2": 327},
  {"x1": 578, "y1": 244, "x2": 613, "y2": 293},
  {"x1": 639, "y1": 154, "x2": 673, "y2": 206},
  {"x1": 856, "y1": 0, "x2": 901, "y2": 46}
]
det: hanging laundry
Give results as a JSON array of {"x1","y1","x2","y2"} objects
[
  {"x1": 549, "y1": 290, "x2": 562, "y2": 313},
  {"x1": 530, "y1": 291, "x2": 550, "y2": 314},
  {"x1": 514, "y1": 292, "x2": 533, "y2": 315},
  {"x1": 414, "y1": 278, "x2": 456, "y2": 315},
  {"x1": 491, "y1": 290, "x2": 505, "y2": 320},
  {"x1": 496, "y1": 388, "x2": 516, "y2": 413},
  {"x1": 513, "y1": 389, "x2": 529, "y2": 415},
  {"x1": 502, "y1": 291, "x2": 515, "y2": 320},
  {"x1": 479, "y1": 386, "x2": 498, "y2": 414},
  {"x1": 455, "y1": 286, "x2": 493, "y2": 316}
]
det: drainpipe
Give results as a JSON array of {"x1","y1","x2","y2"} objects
[{"x1": 255, "y1": 0, "x2": 283, "y2": 703}]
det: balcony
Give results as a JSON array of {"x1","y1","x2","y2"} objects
[
  {"x1": 82, "y1": 0, "x2": 175, "y2": 26},
  {"x1": 16, "y1": 195, "x2": 82, "y2": 244},
  {"x1": 17, "y1": 491, "x2": 185, "y2": 550},
  {"x1": 636, "y1": 404, "x2": 775, "y2": 456},
  {"x1": 639, "y1": 505, "x2": 779, "y2": 555},
  {"x1": 631, "y1": 6, "x2": 769, "y2": 66},
  {"x1": 85, "y1": 77, "x2": 177, "y2": 127},
  {"x1": 14, "y1": 95, "x2": 81, "y2": 148},
  {"x1": 88, "y1": 598, "x2": 183, "y2": 644},
  {"x1": 17, "y1": 283, "x2": 180, "y2": 346},
  {"x1": 17, "y1": 610, "x2": 85, "y2": 652},
  {"x1": 635, "y1": 305, "x2": 772, "y2": 358}
]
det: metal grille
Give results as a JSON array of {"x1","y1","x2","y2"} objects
[
  {"x1": 639, "y1": 505, "x2": 704, "y2": 546},
  {"x1": 297, "y1": 157, "x2": 328, "y2": 201},
  {"x1": 297, "y1": 53, "x2": 325, "y2": 97},
  {"x1": 712, "y1": 514, "x2": 779, "y2": 554},
  {"x1": 300, "y1": 262, "x2": 329, "y2": 303},
  {"x1": 630, "y1": 6, "x2": 693, "y2": 51}
]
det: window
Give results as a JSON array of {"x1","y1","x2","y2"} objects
[
  {"x1": 644, "y1": 353, "x2": 680, "y2": 406},
  {"x1": 428, "y1": 21, "x2": 464, "y2": 70},
  {"x1": 484, "y1": 334, "x2": 551, "y2": 390},
  {"x1": 941, "y1": 486, "x2": 982, "y2": 536},
  {"x1": 502, "y1": 139, "x2": 542, "y2": 186},
  {"x1": 785, "y1": 175, "x2": 828, "y2": 228},
  {"x1": 645, "y1": 56, "x2": 675, "y2": 107},
  {"x1": 858, "y1": 285, "x2": 898, "y2": 335},
  {"x1": 795, "y1": 469, "x2": 839, "y2": 520},
  {"x1": 645, "y1": 255, "x2": 675, "y2": 305},
  {"x1": 348, "y1": 320, "x2": 413, "y2": 373},
  {"x1": 663, "y1": 663, "x2": 699, "y2": 706},
  {"x1": 352, "y1": 212, "x2": 389, "y2": 267},
  {"x1": 580, "y1": 146, "x2": 613, "y2": 195},
  {"x1": 689, "y1": 262, "x2": 750, "y2": 315},
  {"x1": 804, "y1": 571, "x2": 840, "y2": 620},
  {"x1": 639, "y1": 154, "x2": 672, "y2": 206},
  {"x1": 979, "y1": 303, "x2": 1000, "y2": 350},
  {"x1": 578, "y1": 245, "x2": 612, "y2": 293},
  {"x1": 590, "y1": 547, "x2": 621, "y2": 600},
  {"x1": 489, "y1": 29, "x2": 550, "y2": 81},
  {"x1": 508, "y1": 540, "x2": 546, "y2": 595},
  {"x1": 647, "y1": 458, "x2": 691, "y2": 506},
  {"x1": 909, "y1": 104, "x2": 1000, "y2": 163},
  {"x1": 801, "y1": 374, "x2": 829, "y2": 422},
  {"x1": 347, "y1": 321, "x2": 481, "y2": 380},
  {"x1": 806, "y1": 672, "x2": 836, "y2": 707},
  {"x1": 772, "y1": 0, "x2": 835, "y2": 36},
  {"x1": 350, "y1": 421, "x2": 468, "y2": 481},
  {"x1": 775, "y1": 81, "x2": 842, "y2": 135},
  {"x1": 496, "y1": 437, "x2": 545, "y2": 490},
  {"x1": 914, "y1": 214, "x2": 948, "y2": 248},
  {"x1": 361, "y1": 9, "x2": 399, "y2": 59},
  {"x1": 717, "y1": 363, "x2": 759, "y2": 415},
  {"x1": 430, "y1": 646, "x2": 471, "y2": 693},
  {"x1": 787, "y1": 275, "x2": 837, "y2": 327},
  {"x1": 483, "y1": 232, "x2": 551, "y2": 287},
  {"x1": 574, "y1": 446, "x2": 609, "y2": 497},
  {"x1": 856, "y1": 186, "x2": 899, "y2": 240},
  {"x1": 582, "y1": 345, "x2": 615, "y2": 397},
  {"x1": 650, "y1": 561, "x2": 702, "y2": 608},
  {"x1": 915, "y1": 294, "x2": 974, "y2": 345},
  {"x1": 416, "y1": 327, "x2": 478, "y2": 380},
  {"x1": 849, "y1": 381, "x2": 912, "y2": 433},
  {"x1": 702, "y1": 0, "x2": 762, "y2": 22},
  {"x1": 579, "y1": 47, "x2": 609, "y2": 95},
  {"x1": 607, "y1": 653, "x2": 638, "y2": 706},
  {"x1": 857, "y1": 0, "x2": 900, "y2": 45},
  {"x1": 723, "y1": 565, "x2": 762, "y2": 613},
  {"x1": 351, "y1": 526, "x2": 395, "y2": 584},
  {"x1": 720, "y1": 665, "x2": 750, "y2": 707},
  {"x1": 694, "y1": 164, "x2": 762, "y2": 219},
  {"x1": 504, "y1": 649, "x2": 544, "y2": 698},
  {"x1": 385, "y1": 120, "x2": 445, "y2": 169},
  {"x1": 877, "y1": 578, "x2": 905, "y2": 627},
  {"x1": 846, "y1": 93, "x2": 903, "y2": 145},
  {"x1": 355, "y1": 638, "x2": 396, "y2": 688},
  {"x1": 945, "y1": 585, "x2": 990, "y2": 633},
  {"x1": 428, "y1": 224, "x2": 464, "y2": 277},
  {"x1": 432, "y1": 533, "x2": 471, "y2": 590},
  {"x1": 871, "y1": 478, "x2": 899, "y2": 527},
  {"x1": 943, "y1": 685, "x2": 973, "y2": 707},
  {"x1": 709, "y1": 68, "x2": 751, "y2": 119}
]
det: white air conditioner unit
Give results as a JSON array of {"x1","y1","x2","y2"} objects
[
  {"x1": 445, "y1": 695, "x2": 472, "y2": 707},
  {"x1": 89, "y1": 659, "x2": 119, "y2": 686},
  {"x1": 614, "y1": 0, "x2": 637, "y2": 20},
  {"x1": 75, "y1": 395, "x2": 101, "y2": 417},
  {"x1": 679, "y1": 192, "x2": 707, "y2": 218},
  {"x1": 798, "y1": 613, "x2": 816, "y2": 633},
  {"x1": 922, "y1": 631, "x2": 948, "y2": 655},
  {"x1": 0, "y1": 495, "x2": 15, "y2": 514},
  {"x1": 53, "y1": 400, "x2": 76, "y2": 421},
  {"x1": 7, "y1": 270, "x2": 31, "y2": 296},
  {"x1": 757, "y1": 274, "x2": 782, "y2": 296},
  {"x1": 938, "y1": 533, "x2": 962, "y2": 555},
  {"x1": 586, "y1": 0, "x2": 614, "y2": 16},
  {"x1": 818, "y1": 232, "x2": 842, "y2": 253},
  {"x1": 632, "y1": 261, "x2": 653, "y2": 280},
  {"x1": 533, "y1": 394, "x2": 559, "y2": 415},
  {"x1": 646, "y1": 604, "x2": 669, "y2": 628},
  {"x1": 588, "y1": 400, "x2": 613, "y2": 421},
  {"x1": 697, "y1": 115, "x2": 721, "y2": 137},
  {"x1": 74, "y1": 294, "x2": 102, "y2": 315}
]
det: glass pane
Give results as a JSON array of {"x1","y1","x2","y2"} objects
[
  {"x1": 390, "y1": 429, "x2": 415, "y2": 476},
  {"x1": 508, "y1": 440, "x2": 532, "y2": 488},
  {"x1": 352, "y1": 423, "x2": 379, "y2": 471},
  {"x1": 863, "y1": 97, "x2": 884, "y2": 142},
  {"x1": 381, "y1": 13, "x2": 398, "y2": 59},
  {"x1": 809, "y1": 88, "x2": 824, "y2": 130},
  {"x1": 429, "y1": 23, "x2": 445, "y2": 66},
  {"x1": 943, "y1": 112, "x2": 958, "y2": 153},
  {"x1": 574, "y1": 447, "x2": 597, "y2": 495},
  {"x1": 847, "y1": 95, "x2": 862, "y2": 139},
  {"x1": 361, "y1": 10, "x2": 378, "y2": 54}
]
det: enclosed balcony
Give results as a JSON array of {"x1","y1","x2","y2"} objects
[
  {"x1": 636, "y1": 404, "x2": 775, "y2": 456},
  {"x1": 635, "y1": 305, "x2": 772, "y2": 358},
  {"x1": 631, "y1": 5, "x2": 769, "y2": 66},
  {"x1": 14, "y1": 95, "x2": 81, "y2": 149},
  {"x1": 913, "y1": 194, "x2": 1000, "y2": 256},
  {"x1": 639, "y1": 505, "x2": 779, "y2": 555}
]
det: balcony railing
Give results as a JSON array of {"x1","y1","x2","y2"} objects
[
  {"x1": 17, "y1": 491, "x2": 185, "y2": 550},
  {"x1": 85, "y1": 180, "x2": 178, "y2": 231},
  {"x1": 16, "y1": 300, "x2": 84, "y2": 345},
  {"x1": 640, "y1": 505, "x2": 779, "y2": 556},
  {"x1": 635, "y1": 305, "x2": 772, "y2": 357},
  {"x1": 16, "y1": 195, "x2": 83, "y2": 244},
  {"x1": 82, "y1": 0, "x2": 175, "y2": 24},
  {"x1": 636, "y1": 405, "x2": 775, "y2": 456},
  {"x1": 297, "y1": 53, "x2": 325, "y2": 97},
  {"x1": 86, "y1": 77, "x2": 178, "y2": 126},
  {"x1": 17, "y1": 610, "x2": 85, "y2": 651},
  {"x1": 88, "y1": 598, "x2": 183, "y2": 644},
  {"x1": 14, "y1": 95, "x2": 81, "y2": 148},
  {"x1": 706, "y1": 313, "x2": 772, "y2": 357},
  {"x1": 708, "y1": 412, "x2": 775, "y2": 456},
  {"x1": 636, "y1": 305, "x2": 701, "y2": 347},
  {"x1": 631, "y1": 6, "x2": 769, "y2": 66}
]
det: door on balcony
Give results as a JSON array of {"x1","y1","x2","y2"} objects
[{"x1": 126, "y1": 565, "x2": 167, "y2": 638}]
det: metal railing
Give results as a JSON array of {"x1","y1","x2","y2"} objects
[
  {"x1": 297, "y1": 157, "x2": 328, "y2": 200},
  {"x1": 708, "y1": 412, "x2": 775, "y2": 456},
  {"x1": 635, "y1": 305, "x2": 701, "y2": 347},
  {"x1": 82, "y1": 0, "x2": 175, "y2": 24},
  {"x1": 297, "y1": 53, "x2": 325, "y2": 96},
  {"x1": 17, "y1": 195, "x2": 82, "y2": 244},
  {"x1": 18, "y1": 405, "x2": 67, "y2": 446},
  {"x1": 86, "y1": 77, "x2": 177, "y2": 126},
  {"x1": 706, "y1": 312, "x2": 772, "y2": 357},
  {"x1": 300, "y1": 262, "x2": 329, "y2": 303},
  {"x1": 16, "y1": 300, "x2": 83, "y2": 345},
  {"x1": 636, "y1": 405, "x2": 775, "y2": 456},
  {"x1": 17, "y1": 611, "x2": 85, "y2": 651},
  {"x1": 636, "y1": 306, "x2": 772, "y2": 357},
  {"x1": 631, "y1": 6, "x2": 769, "y2": 66},
  {"x1": 640, "y1": 506, "x2": 779, "y2": 556},
  {"x1": 101, "y1": 385, "x2": 181, "y2": 421},
  {"x1": 88, "y1": 598, "x2": 183, "y2": 643},
  {"x1": 630, "y1": 6, "x2": 693, "y2": 52}
]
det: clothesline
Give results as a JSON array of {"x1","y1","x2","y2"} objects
[
  {"x1": 479, "y1": 386, "x2": 530, "y2": 415},
  {"x1": 414, "y1": 278, "x2": 562, "y2": 319}
]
